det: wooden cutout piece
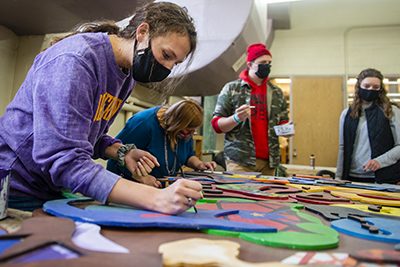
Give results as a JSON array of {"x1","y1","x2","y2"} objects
[
  {"x1": 332, "y1": 204, "x2": 400, "y2": 218},
  {"x1": 216, "y1": 184, "x2": 293, "y2": 200},
  {"x1": 290, "y1": 193, "x2": 352, "y2": 205},
  {"x1": 252, "y1": 178, "x2": 290, "y2": 185},
  {"x1": 202, "y1": 184, "x2": 213, "y2": 189},
  {"x1": 294, "y1": 174, "x2": 333, "y2": 180},
  {"x1": 305, "y1": 205, "x2": 374, "y2": 221},
  {"x1": 259, "y1": 185, "x2": 303, "y2": 194},
  {"x1": 0, "y1": 216, "x2": 84, "y2": 263},
  {"x1": 348, "y1": 214, "x2": 367, "y2": 223},
  {"x1": 159, "y1": 238, "x2": 296, "y2": 267},
  {"x1": 368, "y1": 225, "x2": 379, "y2": 234},
  {"x1": 198, "y1": 201, "x2": 339, "y2": 250},
  {"x1": 357, "y1": 193, "x2": 400, "y2": 201},
  {"x1": 43, "y1": 198, "x2": 277, "y2": 232},
  {"x1": 331, "y1": 217, "x2": 400, "y2": 243},
  {"x1": 203, "y1": 188, "x2": 223, "y2": 194},
  {"x1": 203, "y1": 184, "x2": 297, "y2": 202},
  {"x1": 286, "y1": 183, "x2": 326, "y2": 193},
  {"x1": 317, "y1": 180, "x2": 348, "y2": 185},
  {"x1": 368, "y1": 205, "x2": 382, "y2": 212},
  {"x1": 349, "y1": 249, "x2": 400, "y2": 264},
  {"x1": 331, "y1": 191, "x2": 400, "y2": 206},
  {"x1": 295, "y1": 193, "x2": 350, "y2": 202},
  {"x1": 360, "y1": 223, "x2": 379, "y2": 234}
]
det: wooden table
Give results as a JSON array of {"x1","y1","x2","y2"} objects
[{"x1": 0, "y1": 202, "x2": 395, "y2": 266}]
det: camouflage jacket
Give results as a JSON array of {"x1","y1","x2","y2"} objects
[{"x1": 213, "y1": 78, "x2": 288, "y2": 168}]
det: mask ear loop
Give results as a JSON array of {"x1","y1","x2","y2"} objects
[{"x1": 131, "y1": 38, "x2": 139, "y2": 69}]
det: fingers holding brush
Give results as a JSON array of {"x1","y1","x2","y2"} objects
[{"x1": 155, "y1": 179, "x2": 203, "y2": 214}]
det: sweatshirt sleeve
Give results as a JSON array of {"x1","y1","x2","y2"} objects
[
  {"x1": 335, "y1": 109, "x2": 347, "y2": 180},
  {"x1": 93, "y1": 134, "x2": 122, "y2": 160},
  {"x1": 30, "y1": 54, "x2": 119, "y2": 203},
  {"x1": 374, "y1": 106, "x2": 400, "y2": 168}
]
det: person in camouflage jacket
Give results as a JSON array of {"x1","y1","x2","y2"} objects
[{"x1": 211, "y1": 43, "x2": 294, "y2": 175}]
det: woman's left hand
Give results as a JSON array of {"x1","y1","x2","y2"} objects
[
  {"x1": 125, "y1": 149, "x2": 160, "y2": 177},
  {"x1": 133, "y1": 174, "x2": 162, "y2": 188},
  {"x1": 363, "y1": 159, "x2": 381, "y2": 172},
  {"x1": 197, "y1": 161, "x2": 217, "y2": 173}
]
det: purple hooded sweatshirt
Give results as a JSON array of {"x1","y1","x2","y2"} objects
[{"x1": 0, "y1": 32, "x2": 135, "y2": 203}]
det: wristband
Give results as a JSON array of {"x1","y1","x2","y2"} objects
[
  {"x1": 117, "y1": 144, "x2": 137, "y2": 166},
  {"x1": 233, "y1": 113, "x2": 241, "y2": 124}
]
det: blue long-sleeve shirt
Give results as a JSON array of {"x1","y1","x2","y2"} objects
[{"x1": 107, "y1": 106, "x2": 196, "y2": 179}]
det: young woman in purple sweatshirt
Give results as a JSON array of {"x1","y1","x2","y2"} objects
[{"x1": 0, "y1": 2, "x2": 202, "y2": 213}]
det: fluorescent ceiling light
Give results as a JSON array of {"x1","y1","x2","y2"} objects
[
  {"x1": 347, "y1": 78, "x2": 357, "y2": 85},
  {"x1": 348, "y1": 78, "x2": 398, "y2": 85},
  {"x1": 275, "y1": 78, "x2": 291, "y2": 84}
]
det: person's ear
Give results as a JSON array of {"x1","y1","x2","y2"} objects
[
  {"x1": 246, "y1": 61, "x2": 252, "y2": 69},
  {"x1": 136, "y1": 23, "x2": 150, "y2": 44}
]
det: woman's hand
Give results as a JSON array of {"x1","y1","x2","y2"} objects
[
  {"x1": 364, "y1": 159, "x2": 381, "y2": 172},
  {"x1": 133, "y1": 174, "x2": 162, "y2": 188},
  {"x1": 196, "y1": 161, "x2": 217, "y2": 173},
  {"x1": 125, "y1": 149, "x2": 160, "y2": 177},
  {"x1": 153, "y1": 179, "x2": 203, "y2": 214},
  {"x1": 107, "y1": 178, "x2": 203, "y2": 215}
]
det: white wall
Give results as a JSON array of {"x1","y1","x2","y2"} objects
[{"x1": 270, "y1": 0, "x2": 400, "y2": 78}]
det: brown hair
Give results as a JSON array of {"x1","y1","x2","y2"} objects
[
  {"x1": 350, "y1": 68, "x2": 397, "y2": 119},
  {"x1": 47, "y1": 2, "x2": 197, "y2": 102},
  {"x1": 158, "y1": 99, "x2": 203, "y2": 149}
]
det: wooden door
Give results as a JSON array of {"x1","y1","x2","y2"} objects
[{"x1": 290, "y1": 77, "x2": 344, "y2": 167}]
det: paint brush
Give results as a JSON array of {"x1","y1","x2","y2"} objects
[
  {"x1": 174, "y1": 150, "x2": 198, "y2": 213},
  {"x1": 182, "y1": 170, "x2": 198, "y2": 214}
]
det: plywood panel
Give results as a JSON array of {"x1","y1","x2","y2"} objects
[{"x1": 291, "y1": 77, "x2": 343, "y2": 167}]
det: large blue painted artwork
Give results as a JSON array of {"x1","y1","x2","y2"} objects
[{"x1": 43, "y1": 198, "x2": 276, "y2": 233}]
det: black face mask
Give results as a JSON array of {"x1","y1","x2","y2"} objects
[
  {"x1": 254, "y1": 63, "x2": 271, "y2": 79},
  {"x1": 132, "y1": 40, "x2": 171, "y2": 83},
  {"x1": 359, "y1": 87, "x2": 380, "y2": 102}
]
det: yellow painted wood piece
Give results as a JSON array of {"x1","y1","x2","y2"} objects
[
  {"x1": 330, "y1": 191, "x2": 400, "y2": 207},
  {"x1": 286, "y1": 184, "x2": 326, "y2": 193},
  {"x1": 159, "y1": 238, "x2": 297, "y2": 267},
  {"x1": 321, "y1": 186, "x2": 400, "y2": 198},
  {"x1": 331, "y1": 204, "x2": 400, "y2": 217}
]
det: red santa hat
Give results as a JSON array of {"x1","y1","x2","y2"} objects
[{"x1": 247, "y1": 43, "x2": 272, "y2": 62}]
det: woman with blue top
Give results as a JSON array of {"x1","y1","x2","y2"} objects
[
  {"x1": 336, "y1": 68, "x2": 400, "y2": 184},
  {"x1": 107, "y1": 99, "x2": 217, "y2": 187}
]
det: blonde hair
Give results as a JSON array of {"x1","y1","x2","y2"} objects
[{"x1": 158, "y1": 99, "x2": 203, "y2": 149}]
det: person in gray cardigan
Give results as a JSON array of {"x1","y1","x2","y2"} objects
[{"x1": 336, "y1": 68, "x2": 400, "y2": 184}]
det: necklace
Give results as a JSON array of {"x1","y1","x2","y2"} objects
[{"x1": 164, "y1": 135, "x2": 177, "y2": 175}]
